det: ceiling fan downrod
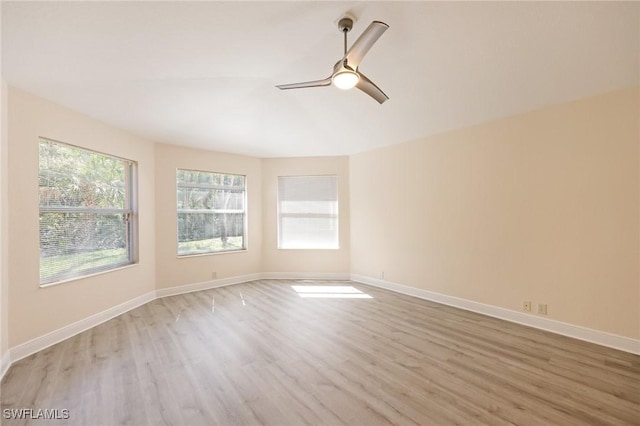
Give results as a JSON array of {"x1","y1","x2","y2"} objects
[{"x1": 338, "y1": 17, "x2": 353, "y2": 55}]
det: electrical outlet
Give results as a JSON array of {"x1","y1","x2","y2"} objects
[
  {"x1": 538, "y1": 303, "x2": 547, "y2": 315},
  {"x1": 523, "y1": 301, "x2": 531, "y2": 312},
  {"x1": 211, "y1": 271, "x2": 217, "y2": 280}
]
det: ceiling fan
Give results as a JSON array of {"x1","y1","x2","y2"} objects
[{"x1": 276, "y1": 17, "x2": 389, "y2": 104}]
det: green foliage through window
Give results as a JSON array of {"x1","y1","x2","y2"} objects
[
  {"x1": 39, "y1": 138, "x2": 136, "y2": 284},
  {"x1": 177, "y1": 169, "x2": 246, "y2": 255}
]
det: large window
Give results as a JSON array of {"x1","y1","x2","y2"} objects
[
  {"x1": 39, "y1": 138, "x2": 137, "y2": 285},
  {"x1": 177, "y1": 169, "x2": 246, "y2": 255},
  {"x1": 278, "y1": 175, "x2": 338, "y2": 249}
]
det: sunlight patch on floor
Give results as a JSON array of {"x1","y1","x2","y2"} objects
[{"x1": 291, "y1": 285, "x2": 373, "y2": 299}]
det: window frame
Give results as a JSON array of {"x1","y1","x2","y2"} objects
[
  {"x1": 277, "y1": 174, "x2": 339, "y2": 250},
  {"x1": 176, "y1": 168, "x2": 248, "y2": 257},
  {"x1": 38, "y1": 137, "x2": 138, "y2": 286}
]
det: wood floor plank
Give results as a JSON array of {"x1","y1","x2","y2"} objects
[{"x1": 2, "y1": 279, "x2": 638, "y2": 425}]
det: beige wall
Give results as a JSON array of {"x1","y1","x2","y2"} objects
[
  {"x1": 154, "y1": 144, "x2": 262, "y2": 289},
  {"x1": 351, "y1": 88, "x2": 639, "y2": 339},
  {"x1": 261, "y1": 157, "x2": 350, "y2": 274},
  {"x1": 0, "y1": 4, "x2": 4, "y2": 368},
  {"x1": 1, "y1": 80, "x2": 8, "y2": 362},
  {"x1": 2, "y1": 85, "x2": 637, "y2": 353},
  {"x1": 7, "y1": 87, "x2": 156, "y2": 347}
]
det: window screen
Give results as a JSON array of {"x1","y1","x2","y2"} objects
[
  {"x1": 177, "y1": 169, "x2": 246, "y2": 255},
  {"x1": 39, "y1": 138, "x2": 136, "y2": 285},
  {"x1": 278, "y1": 175, "x2": 338, "y2": 249}
]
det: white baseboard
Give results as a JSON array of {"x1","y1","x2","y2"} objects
[
  {"x1": 156, "y1": 272, "x2": 351, "y2": 299},
  {"x1": 6, "y1": 272, "x2": 348, "y2": 368},
  {"x1": 351, "y1": 274, "x2": 640, "y2": 355},
  {"x1": 156, "y1": 273, "x2": 262, "y2": 298},
  {"x1": 7, "y1": 272, "x2": 638, "y2": 373},
  {"x1": 260, "y1": 272, "x2": 351, "y2": 281},
  {"x1": 1, "y1": 350, "x2": 10, "y2": 380},
  {"x1": 10, "y1": 290, "x2": 156, "y2": 364}
]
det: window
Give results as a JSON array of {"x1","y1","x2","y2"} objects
[
  {"x1": 177, "y1": 169, "x2": 246, "y2": 255},
  {"x1": 39, "y1": 138, "x2": 137, "y2": 285},
  {"x1": 278, "y1": 175, "x2": 338, "y2": 249}
]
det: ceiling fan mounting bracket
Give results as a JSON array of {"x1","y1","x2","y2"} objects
[{"x1": 338, "y1": 17, "x2": 353, "y2": 33}]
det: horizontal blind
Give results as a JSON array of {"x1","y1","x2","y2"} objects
[
  {"x1": 278, "y1": 175, "x2": 338, "y2": 249},
  {"x1": 177, "y1": 169, "x2": 246, "y2": 255},
  {"x1": 39, "y1": 138, "x2": 134, "y2": 284},
  {"x1": 39, "y1": 212, "x2": 130, "y2": 283}
]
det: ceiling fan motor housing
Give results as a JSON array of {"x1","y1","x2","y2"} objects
[{"x1": 338, "y1": 17, "x2": 353, "y2": 33}]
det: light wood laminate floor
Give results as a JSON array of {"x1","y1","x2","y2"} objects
[{"x1": 1, "y1": 279, "x2": 639, "y2": 425}]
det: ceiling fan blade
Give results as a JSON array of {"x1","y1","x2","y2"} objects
[
  {"x1": 344, "y1": 21, "x2": 389, "y2": 68},
  {"x1": 356, "y1": 72, "x2": 389, "y2": 104},
  {"x1": 276, "y1": 77, "x2": 332, "y2": 90}
]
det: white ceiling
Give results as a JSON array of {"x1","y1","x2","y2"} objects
[{"x1": 2, "y1": 1, "x2": 638, "y2": 158}]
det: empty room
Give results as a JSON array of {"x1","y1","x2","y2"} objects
[{"x1": 0, "y1": 1, "x2": 638, "y2": 425}]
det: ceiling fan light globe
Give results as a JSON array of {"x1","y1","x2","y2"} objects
[{"x1": 332, "y1": 71, "x2": 359, "y2": 90}]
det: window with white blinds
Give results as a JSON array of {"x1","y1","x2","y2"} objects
[
  {"x1": 278, "y1": 175, "x2": 339, "y2": 249},
  {"x1": 39, "y1": 138, "x2": 137, "y2": 285}
]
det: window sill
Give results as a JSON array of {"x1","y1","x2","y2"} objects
[
  {"x1": 277, "y1": 247, "x2": 340, "y2": 250},
  {"x1": 177, "y1": 249, "x2": 247, "y2": 259}
]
